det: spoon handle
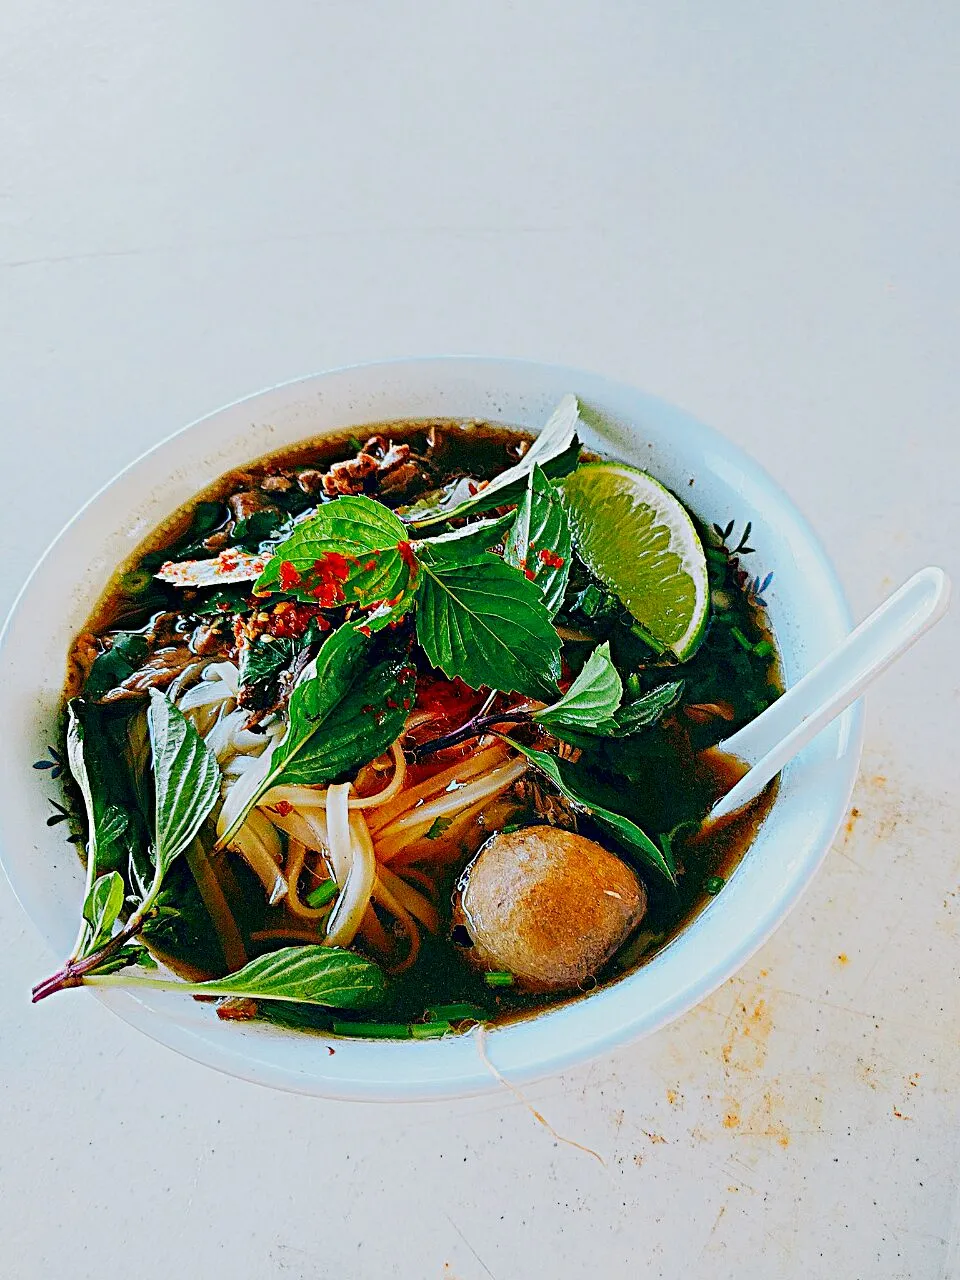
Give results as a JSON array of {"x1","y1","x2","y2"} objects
[{"x1": 709, "y1": 566, "x2": 950, "y2": 821}]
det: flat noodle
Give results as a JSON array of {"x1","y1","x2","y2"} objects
[
  {"x1": 284, "y1": 839, "x2": 332, "y2": 921},
  {"x1": 377, "y1": 866, "x2": 440, "y2": 933},
  {"x1": 366, "y1": 744, "x2": 508, "y2": 834},
  {"x1": 324, "y1": 801, "x2": 376, "y2": 948}
]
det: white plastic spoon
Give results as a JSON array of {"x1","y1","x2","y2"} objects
[{"x1": 707, "y1": 566, "x2": 951, "y2": 822}]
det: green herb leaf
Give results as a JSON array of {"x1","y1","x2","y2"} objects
[
  {"x1": 147, "y1": 690, "x2": 221, "y2": 879},
  {"x1": 190, "y1": 586, "x2": 255, "y2": 616},
  {"x1": 534, "y1": 642, "x2": 623, "y2": 733},
  {"x1": 416, "y1": 511, "x2": 516, "y2": 561},
  {"x1": 238, "y1": 635, "x2": 299, "y2": 688},
  {"x1": 255, "y1": 495, "x2": 416, "y2": 631},
  {"x1": 503, "y1": 465, "x2": 572, "y2": 617},
  {"x1": 415, "y1": 549, "x2": 561, "y2": 700},
  {"x1": 231, "y1": 509, "x2": 290, "y2": 552},
  {"x1": 81, "y1": 871, "x2": 125, "y2": 951},
  {"x1": 613, "y1": 680, "x2": 684, "y2": 734},
  {"x1": 409, "y1": 395, "x2": 583, "y2": 528},
  {"x1": 505, "y1": 738, "x2": 676, "y2": 883},
  {"x1": 217, "y1": 625, "x2": 413, "y2": 846},
  {"x1": 84, "y1": 632, "x2": 148, "y2": 698},
  {"x1": 91, "y1": 946, "x2": 386, "y2": 1008},
  {"x1": 425, "y1": 816, "x2": 453, "y2": 839}
]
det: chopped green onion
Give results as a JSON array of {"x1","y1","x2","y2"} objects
[
  {"x1": 630, "y1": 623, "x2": 667, "y2": 654},
  {"x1": 703, "y1": 876, "x2": 725, "y2": 896},
  {"x1": 752, "y1": 639, "x2": 774, "y2": 659},
  {"x1": 484, "y1": 971, "x2": 515, "y2": 988},
  {"x1": 500, "y1": 822, "x2": 523, "y2": 834},
  {"x1": 331, "y1": 1021, "x2": 412, "y2": 1039},
  {"x1": 348, "y1": 435, "x2": 363, "y2": 451},
  {"x1": 119, "y1": 569, "x2": 153, "y2": 595},
  {"x1": 425, "y1": 1003, "x2": 488, "y2": 1023},
  {"x1": 411, "y1": 1020, "x2": 454, "y2": 1040},
  {"x1": 730, "y1": 627, "x2": 755, "y2": 653},
  {"x1": 306, "y1": 879, "x2": 338, "y2": 909}
]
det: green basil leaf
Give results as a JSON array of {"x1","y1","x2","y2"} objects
[
  {"x1": 505, "y1": 738, "x2": 676, "y2": 883},
  {"x1": 217, "y1": 625, "x2": 413, "y2": 847},
  {"x1": 81, "y1": 871, "x2": 125, "y2": 951},
  {"x1": 186, "y1": 945, "x2": 385, "y2": 1007},
  {"x1": 238, "y1": 635, "x2": 299, "y2": 688},
  {"x1": 231, "y1": 509, "x2": 291, "y2": 552},
  {"x1": 65, "y1": 703, "x2": 134, "y2": 881},
  {"x1": 416, "y1": 511, "x2": 516, "y2": 562},
  {"x1": 409, "y1": 395, "x2": 583, "y2": 528},
  {"x1": 503, "y1": 465, "x2": 572, "y2": 617},
  {"x1": 534, "y1": 642, "x2": 623, "y2": 732},
  {"x1": 255, "y1": 495, "x2": 416, "y2": 631},
  {"x1": 84, "y1": 632, "x2": 148, "y2": 698},
  {"x1": 147, "y1": 690, "x2": 222, "y2": 879},
  {"x1": 415, "y1": 550, "x2": 561, "y2": 700},
  {"x1": 190, "y1": 586, "x2": 255, "y2": 617},
  {"x1": 614, "y1": 680, "x2": 685, "y2": 734}
]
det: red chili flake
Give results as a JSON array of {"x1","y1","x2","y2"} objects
[
  {"x1": 386, "y1": 698, "x2": 398, "y2": 709},
  {"x1": 364, "y1": 560, "x2": 377, "y2": 571},
  {"x1": 361, "y1": 704, "x2": 375, "y2": 714},
  {"x1": 278, "y1": 561, "x2": 302, "y2": 591},
  {"x1": 467, "y1": 482, "x2": 478, "y2": 496},
  {"x1": 396, "y1": 541, "x2": 418, "y2": 570},
  {"x1": 538, "y1": 548, "x2": 566, "y2": 568},
  {"x1": 269, "y1": 800, "x2": 294, "y2": 817},
  {"x1": 402, "y1": 697, "x2": 412, "y2": 710},
  {"x1": 218, "y1": 554, "x2": 239, "y2": 573},
  {"x1": 357, "y1": 624, "x2": 372, "y2": 637},
  {"x1": 523, "y1": 568, "x2": 537, "y2": 581}
]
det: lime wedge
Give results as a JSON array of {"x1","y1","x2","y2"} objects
[{"x1": 561, "y1": 462, "x2": 709, "y2": 659}]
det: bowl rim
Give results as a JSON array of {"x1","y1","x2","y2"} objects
[{"x1": 0, "y1": 355, "x2": 863, "y2": 1100}]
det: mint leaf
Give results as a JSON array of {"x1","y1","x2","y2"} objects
[
  {"x1": 534, "y1": 643, "x2": 623, "y2": 733},
  {"x1": 255, "y1": 495, "x2": 416, "y2": 632},
  {"x1": 409, "y1": 395, "x2": 583, "y2": 528},
  {"x1": 217, "y1": 625, "x2": 413, "y2": 847},
  {"x1": 147, "y1": 690, "x2": 222, "y2": 878},
  {"x1": 505, "y1": 738, "x2": 676, "y2": 883},
  {"x1": 415, "y1": 549, "x2": 561, "y2": 700},
  {"x1": 503, "y1": 465, "x2": 572, "y2": 617},
  {"x1": 81, "y1": 871, "x2": 125, "y2": 951}
]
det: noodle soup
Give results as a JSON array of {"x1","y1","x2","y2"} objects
[{"x1": 34, "y1": 398, "x2": 780, "y2": 1036}]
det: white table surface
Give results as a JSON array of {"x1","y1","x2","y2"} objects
[{"x1": 2, "y1": 5, "x2": 958, "y2": 1278}]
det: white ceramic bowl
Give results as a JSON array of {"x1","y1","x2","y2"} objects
[{"x1": 0, "y1": 358, "x2": 862, "y2": 1100}]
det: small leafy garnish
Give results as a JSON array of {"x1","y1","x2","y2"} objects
[
  {"x1": 418, "y1": 511, "x2": 516, "y2": 557},
  {"x1": 504, "y1": 738, "x2": 676, "y2": 882},
  {"x1": 255, "y1": 496, "x2": 416, "y2": 630},
  {"x1": 190, "y1": 586, "x2": 255, "y2": 616},
  {"x1": 84, "y1": 632, "x2": 148, "y2": 699},
  {"x1": 231, "y1": 509, "x2": 291, "y2": 552},
  {"x1": 613, "y1": 680, "x2": 685, "y2": 735},
  {"x1": 81, "y1": 871, "x2": 125, "y2": 952},
  {"x1": 425, "y1": 816, "x2": 454, "y2": 840},
  {"x1": 415, "y1": 545, "x2": 561, "y2": 700},
  {"x1": 533, "y1": 643, "x2": 622, "y2": 733},
  {"x1": 408, "y1": 395, "x2": 583, "y2": 528},
  {"x1": 503, "y1": 465, "x2": 572, "y2": 617},
  {"x1": 238, "y1": 635, "x2": 301, "y2": 689},
  {"x1": 86, "y1": 946, "x2": 386, "y2": 1009}
]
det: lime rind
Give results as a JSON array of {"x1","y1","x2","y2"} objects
[{"x1": 561, "y1": 462, "x2": 710, "y2": 660}]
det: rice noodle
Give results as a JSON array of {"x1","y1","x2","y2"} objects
[
  {"x1": 229, "y1": 810, "x2": 287, "y2": 904},
  {"x1": 370, "y1": 877, "x2": 420, "y2": 972},
  {"x1": 374, "y1": 759, "x2": 527, "y2": 859},
  {"x1": 260, "y1": 742, "x2": 408, "y2": 816},
  {"x1": 323, "y1": 783, "x2": 354, "y2": 886},
  {"x1": 359, "y1": 904, "x2": 392, "y2": 957},
  {"x1": 324, "y1": 799, "x2": 377, "y2": 948},
  {"x1": 376, "y1": 866, "x2": 439, "y2": 932},
  {"x1": 367, "y1": 744, "x2": 509, "y2": 834}
]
